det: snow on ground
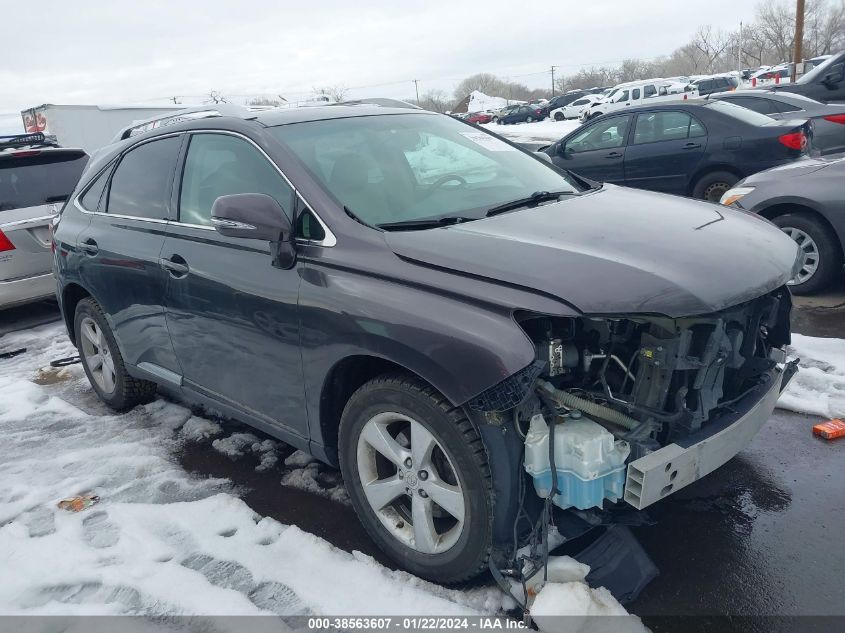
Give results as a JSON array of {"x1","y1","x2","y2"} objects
[
  {"x1": 481, "y1": 118, "x2": 582, "y2": 144},
  {"x1": 779, "y1": 333, "x2": 845, "y2": 419},
  {"x1": 0, "y1": 321, "x2": 639, "y2": 628},
  {"x1": 2, "y1": 318, "x2": 835, "y2": 625},
  {"x1": 0, "y1": 323, "x2": 503, "y2": 619}
]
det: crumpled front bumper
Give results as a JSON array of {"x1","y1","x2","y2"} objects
[{"x1": 623, "y1": 361, "x2": 797, "y2": 510}]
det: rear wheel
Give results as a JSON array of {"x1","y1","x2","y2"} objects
[
  {"x1": 772, "y1": 212, "x2": 842, "y2": 294},
  {"x1": 526, "y1": 116, "x2": 534, "y2": 123},
  {"x1": 75, "y1": 298, "x2": 156, "y2": 410},
  {"x1": 692, "y1": 170, "x2": 739, "y2": 202},
  {"x1": 339, "y1": 374, "x2": 493, "y2": 584}
]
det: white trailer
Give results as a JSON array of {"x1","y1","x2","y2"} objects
[{"x1": 19, "y1": 104, "x2": 189, "y2": 153}]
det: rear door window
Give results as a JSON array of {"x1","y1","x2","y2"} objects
[
  {"x1": 633, "y1": 111, "x2": 704, "y2": 144},
  {"x1": 106, "y1": 136, "x2": 181, "y2": 220},
  {"x1": 0, "y1": 151, "x2": 88, "y2": 212}
]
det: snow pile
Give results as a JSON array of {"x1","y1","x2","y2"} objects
[
  {"x1": 481, "y1": 118, "x2": 583, "y2": 143},
  {"x1": 212, "y1": 432, "x2": 279, "y2": 472},
  {"x1": 778, "y1": 333, "x2": 845, "y2": 419},
  {"x1": 466, "y1": 90, "x2": 512, "y2": 113}
]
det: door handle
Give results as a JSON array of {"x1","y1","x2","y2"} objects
[
  {"x1": 605, "y1": 152, "x2": 623, "y2": 159},
  {"x1": 159, "y1": 256, "x2": 189, "y2": 277},
  {"x1": 80, "y1": 238, "x2": 98, "y2": 255},
  {"x1": 683, "y1": 143, "x2": 702, "y2": 150}
]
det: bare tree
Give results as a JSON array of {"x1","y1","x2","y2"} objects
[
  {"x1": 692, "y1": 25, "x2": 734, "y2": 73},
  {"x1": 417, "y1": 89, "x2": 450, "y2": 113},
  {"x1": 205, "y1": 90, "x2": 228, "y2": 104},
  {"x1": 314, "y1": 85, "x2": 349, "y2": 102},
  {"x1": 247, "y1": 96, "x2": 283, "y2": 106}
]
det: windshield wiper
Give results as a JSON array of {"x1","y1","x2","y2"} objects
[
  {"x1": 485, "y1": 190, "x2": 574, "y2": 217},
  {"x1": 377, "y1": 216, "x2": 476, "y2": 231}
]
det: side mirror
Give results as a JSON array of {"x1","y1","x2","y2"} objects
[
  {"x1": 211, "y1": 193, "x2": 290, "y2": 241},
  {"x1": 211, "y1": 193, "x2": 295, "y2": 269}
]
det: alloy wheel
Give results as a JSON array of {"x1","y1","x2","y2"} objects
[
  {"x1": 79, "y1": 316, "x2": 116, "y2": 394},
  {"x1": 356, "y1": 411, "x2": 466, "y2": 554},
  {"x1": 781, "y1": 226, "x2": 819, "y2": 285}
]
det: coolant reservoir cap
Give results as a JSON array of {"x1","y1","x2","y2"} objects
[{"x1": 569, "y1": 410, "x2": 582, "y2": 419}]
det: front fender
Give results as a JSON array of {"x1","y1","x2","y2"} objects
[{"x1": 298, "y1": 263, "x2": 542, "y2": 449}]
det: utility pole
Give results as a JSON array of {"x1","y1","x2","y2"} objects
[
  {"x1": 413, "y1": 79, "x2": 420, "y2": 104},
  {"x1": 551, "y1": 66, "x2": 558, "y2": 97},
  {"x1": 738, "y1": 21, "x2": 743, "y2": 73},
  {"x1": 792, "y1": 0, "x2": 805, "y2": 82}
]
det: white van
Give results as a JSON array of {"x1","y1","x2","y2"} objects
[{"x1": 579, "y1": 79, "x2": 694, "y2": 121}]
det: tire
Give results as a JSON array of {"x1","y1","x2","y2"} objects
[
  {"x1": 526, "y1": 116, "x2": 534, "y2": 123},
  {"x1": 772, "y1": 212, "x2": 842, "y2": 295},
  {"x1": 74, "y1": 297, "x2": 157, "y2": 411},
  {"x1": 554, "y1": 112, "x2": 564, "y2": 121},
  {"x1": 338, "y1": 373, "x2": 493, "y2": 584},
  {"x1": 692, "y1": 170, "x2": 739, "y2": 202},
  {"x1": 492, "y1": 117, "x2": 500, "y2": 124},
  {"x1": 588, "y1": 111, "x2": 602, "y2": 120}
]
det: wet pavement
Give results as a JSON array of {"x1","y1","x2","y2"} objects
[{"x1": 2, "y1": 292, "x2": 844, "y2": 627}]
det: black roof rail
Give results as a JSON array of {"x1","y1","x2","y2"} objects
[{"x1": 0, "y1": 132, "x2": 59, "y2": 151}]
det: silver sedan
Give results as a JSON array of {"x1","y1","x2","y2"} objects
[{"x1": 712, "y1": 90, "x2": 845, "y2": 156}]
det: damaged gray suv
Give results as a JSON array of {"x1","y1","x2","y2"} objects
[{"x1": 53, "y1": 104, "x2": 800, "y2": 585}]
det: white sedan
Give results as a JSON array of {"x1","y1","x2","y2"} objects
[{"x1": 550, "y1": 95, "x2": 601, "y2": 121}]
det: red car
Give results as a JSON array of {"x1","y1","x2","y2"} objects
[{"x1": 465, "y1": 112, "x2": 493, "y2": 124}]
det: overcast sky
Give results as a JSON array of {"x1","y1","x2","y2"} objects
[{"x1": 1, "y1": 0, "x2": 761, "y2": 117}]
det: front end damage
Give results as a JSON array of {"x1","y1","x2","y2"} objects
[
  {"x1": 471, "y1": 286, "x2": 797, "y2": 608},
  {"x1": 470, "y1": 285, "x2": 797, "y2": 513}
]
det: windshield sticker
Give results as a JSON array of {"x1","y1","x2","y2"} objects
[{"x1": 459, "y1": 132, "x2": 517, "y2": 152}]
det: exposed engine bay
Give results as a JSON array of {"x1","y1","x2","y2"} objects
[{"x1": 469, "y1": 285, "x2": 795, "y2": 513}]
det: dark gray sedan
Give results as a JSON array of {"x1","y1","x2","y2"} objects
[
  {"x1": 720, "y1": 156, "x2": 845, "y2": 294},
  {"x1": 711, "y1": 90, "x2": 845, "y2": 155}
]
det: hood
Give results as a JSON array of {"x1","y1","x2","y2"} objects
[
  {"x1": 384, "y1": 186, "x2": 799, "y2": 317},
  {"x1": 744, "y1": 155, "x2": 842, "y2": 182}
]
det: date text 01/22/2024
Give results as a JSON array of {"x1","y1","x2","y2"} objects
[{"x1": 306, "y1": 617, "x2": 529, "y2": 630}]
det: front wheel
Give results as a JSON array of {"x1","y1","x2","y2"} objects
[
  {"x1": 339, "y1": 374, "x2": 493, "y2": 584},
  {"x1": 772, "y1": 212, "x2": 842, "y2": 294},
  {"x1": 492, "y1": 117, "x2": 500, "y2": 124},
  {"x1": 554, "y1": 111, "x2": 564, "y2": 121}
]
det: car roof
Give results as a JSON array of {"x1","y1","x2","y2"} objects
[
  {"x1": 714, "y1": 89, "x2": 823, "y2": 105},
  {"x1": 253, "y1": 105, "x2": 435, "y2": 127}
]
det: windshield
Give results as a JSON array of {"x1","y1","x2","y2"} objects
[
  {"x1": 797, "y1": 52, "x2": 843, "y2": 84},
  {"x1": 0, "y1": 151, "x2": 88, "y2": 212},
  {"x1": 271, "y1": 113, "x2": 579, "y2": 226}
]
